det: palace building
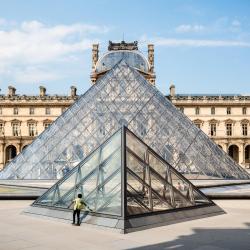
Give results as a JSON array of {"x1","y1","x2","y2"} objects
[
  {"x1": 0, "y1": 41, "x2": 249, "y2": 170},
  {"x1": 168, "y1": 85, "x2": 250, "y2": 169}
]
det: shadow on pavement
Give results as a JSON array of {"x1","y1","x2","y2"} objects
[{"x1": 127, "y1": 223, "x2": 250, "y2": 250}]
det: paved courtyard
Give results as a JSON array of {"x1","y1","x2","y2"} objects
[{"x1": 0, "y1": 200, "x2": 250, "y2": 250}]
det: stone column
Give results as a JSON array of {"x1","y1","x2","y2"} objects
[
  {"x1": 17, "y1": 143, "x2": 21, "y2": 155},
  {"x1": 222, "y1": 142, "x2": 228, "y2": 153},
  {"x1": 0, "y1": 142, "x2": 4, "y2": 169},
  {"x1": 239, "y1": 143, "x2": 245, "y2": 166}
]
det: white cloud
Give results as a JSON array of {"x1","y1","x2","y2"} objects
[
  {"x1": 0, "y1": 19, "x2": 109, "y2": 83},
  {"x1": 232, "y1": 20, "x2": 241, "y2": 27},
  {"x1": 175, "y1": 24, "x2": 205, "y2": 33},
  {"x1": 0, "y1": 18, "x2": 7, "y2": 26},
  {"x1": 14, "y1": 66, "x2": 62, "y2": 83},
  {"x1": 141, "y1": 36, "x2": 250, "y2": 47}
]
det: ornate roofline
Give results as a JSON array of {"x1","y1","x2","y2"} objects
[{"x1": 108, "y1": 40, "x2": 138, "y2": 51}]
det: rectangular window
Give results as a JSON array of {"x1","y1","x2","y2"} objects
[
  {"x1": 45, "y1": 107, "x2": 51, "y2": 115},
  {"x1": 226, "y1": 107, "x2": 231, "y2": 115},
  {"x1": 242, "y1": 124, "x2": 248, "y2": 136},
  {"x1": 226, "y1": 123, "x2": 232, "y2": 136},
  {"x1": 12, "y1": 124, "x2": 20, "y2": 136},
  {"x1": 0, "y1": 123, "x2": 4, "y2": 135},
  {"x1": 29, "y1": 107, "x2": 35, "y2": 115},
  {"x1": 195, "y1": 107, "x2": 200, "y2": 115},
  {"x1": 211, "y1": 107, "x2": 215, "y2": 115},
  {"x1": 210, "y1": 123, "x2": 216, "y2": 136},
  {"x1": 0, "y1": 107, "x2": 2, "y2": 115},
  {"x1": 44, "y1": 123, "x2": 51, "y2": 129},
  {"x1": 243, "y1": 107, "x2": 247, "y2": 115},
  {"x1": 28, "y1": 123, "x2": 36, "y2": 136},
  {"x1": 194, "y1": 123, "x2": 201, "y2": 129},
  {"x1": 13, "y1": 107, "x2": 18, "y2": 115}
]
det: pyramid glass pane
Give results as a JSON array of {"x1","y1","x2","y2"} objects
[
  {"x1": 125, "y1": 129, "x2": 211, "y2": 216},
  {"x1": 34, "y1": 129, "x2": 122, "y2": 216},
  {"x1": 1, "y1": 60, "x2": 249, "y2": 180}
]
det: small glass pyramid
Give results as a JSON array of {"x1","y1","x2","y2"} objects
[
  {"x1": 0, "y1": 60, "x2": 249, "y2": 180},
  {"x1": 29, "y1": 127, "x2": 223, "y2": 232}
]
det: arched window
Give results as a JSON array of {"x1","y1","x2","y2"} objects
[
  {"x1": 5, "y1": 145, "x2": 17, "y2": 163},
  {"x1": 228, "y1": 145, "x2": 239, "y2": 163},
  {"x1": 245, "y1": 145, "x2": 250, "y2": 163}
]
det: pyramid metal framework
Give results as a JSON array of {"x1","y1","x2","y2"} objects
[
  {"x1": 0, "y1": 60, "x2": 249, "y2": 180},
  {"x1": 28, "y1": 127, "x2": 223, "y2": 232}
]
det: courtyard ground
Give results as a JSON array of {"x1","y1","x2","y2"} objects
[{"x1": 0, "y1": 200, "x2": 250, "y2": 250}]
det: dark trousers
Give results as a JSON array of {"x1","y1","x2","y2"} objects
[{"x1": 73, "y1": 209, "x2": 81, "y2": 225}]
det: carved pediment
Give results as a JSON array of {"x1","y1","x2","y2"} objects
[
  {"x1": 43, "y1": 119, "x2": 53, "y2": 124},
  {"x1": 26, "y1": 119, "x2": 37, "y2": 124},
  {"x1": 11, "y1": 119, "x2": 21, "y2": 124},
  {"x1": 193, "y1": 119, "x2": 204, "y2": 124},
  {"x1": 224, "y1": 119, "x2": 235, "y2": 124},
  {"x1": 209, "y1": 119, "x2": 219, "y2": 124},
  {"x1": 241, "y1": 119, "x2": 249, "y2": 124}
]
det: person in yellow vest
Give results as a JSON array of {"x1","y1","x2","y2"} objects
[{"x1": 71, "y1": 194, "x2": 91, "y2": 226}]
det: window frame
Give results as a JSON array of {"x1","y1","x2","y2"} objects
[
  {"x1": 242, "y1": 123, "x2": 248, "y2": 136},
  {"x1": 226, "y1": 123, "x2": 232, "y2": 136},
  {"x1": 210, "y1": 123, "x2": 216, "y2": 136},
  {"x1": 12, "y1": 123, "x2": 20, "y2": 136},
  {"x1": 226, "y1": 107, "x2": 231, "y2": 115},
  {"x1": 211, "y1": 107, "x2": 215, "y2": 115},
  {"x1": 195, "y1": 107, "x2": 200, "y2": 115}
]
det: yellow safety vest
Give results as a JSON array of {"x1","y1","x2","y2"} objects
[{"x1": 73, "y1": 198, "x2": 85, "y2": 210}]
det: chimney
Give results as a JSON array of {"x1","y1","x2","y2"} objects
[
  {"x1": 148, "y1": 44, "x2": 154, "y2": 72},
  {"x1": 39, "y1": 86, "x2": 46, "y2": 97},
  {"x1": 92, "y1": 44, "x2": 99, "y2": 70},
  {"x1": 70, "y1": 86, "x2": 77, "y2": 97},
  {"x1": 8, "y1": 86, "x2": 16, "y2": 97},
  {"x1": 169, "y1": 83, "x2": 175, "y2": 97}
]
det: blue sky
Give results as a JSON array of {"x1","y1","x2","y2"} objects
[{"x1": 0, "y1": 0, "x2": 250, "y2": 95}]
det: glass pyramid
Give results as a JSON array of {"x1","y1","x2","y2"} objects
[
  {"x1": 32, "y1": 127, "x2": 215, "y2": 220},
  {"x1": 0, "y1": 60, "x2": 249, "y2": 180}
]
